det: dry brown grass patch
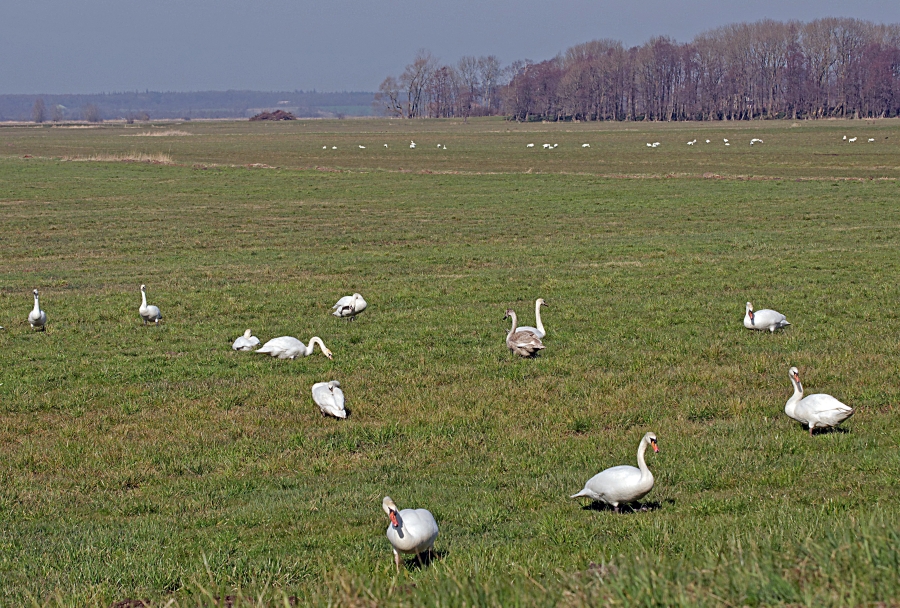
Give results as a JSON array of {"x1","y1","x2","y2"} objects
[{"x1": 62, "y1": 152, "x2": 174, "y2": 164}]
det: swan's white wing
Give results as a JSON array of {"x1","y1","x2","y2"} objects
[
  {"x1": 387, "y1": 508, "x2": 438, "y2": 554},
  {"x1": 799, "y1": 394, "x2": 853, "y2": 427},
  {"x1": 257, "y1": 336, "x2": 304, "y2": 357},
  {"x1": 312, "y1": 382, "x2": 346, "y2": 418},
  {"x1": 332, "y1": 295, "x2": 353, "y2": 310}
]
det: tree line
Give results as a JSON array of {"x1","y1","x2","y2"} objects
[{"x1": 376, "y1": 18, "x2": 900, "y2": 121}]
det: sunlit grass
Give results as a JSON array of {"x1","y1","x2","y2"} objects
[{"x1": 0, "y1": 119, "x2": 899, "y2": 606}]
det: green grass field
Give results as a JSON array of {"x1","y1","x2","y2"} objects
[{"x1": 1, "y1": 118, "x2": 899, "y2": 607}]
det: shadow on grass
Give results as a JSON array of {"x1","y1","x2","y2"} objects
[
  {"x1": 405, "y1": 548, "x2": 448, "y2": 570},
  {"x1": 580, "y1": 498, "x2": 674, "y2": 513}
]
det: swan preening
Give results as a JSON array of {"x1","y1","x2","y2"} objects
[
  {"x1": 571, "y1": 432, "x2": 659, "y2": 512},
  {"x1": 744, "y1": 302, "x2": 789, "y2": 332},
  {"x1": 232, "y1": 329, "x2": 260, "y2": 351},
  {"x1": 382, "y1": 496, "x2": 439, "y2": 571},
  {"x1": 312, "y1": 380, "x2": 346, "y2": 418},
  {"x1": 139, "y1": 285, "x2": 162, "y2": 325},
  {"x1": 332, "y1": 293, "x2": 367, "y2": 320},
  {"x1": 785, "y1": 367, "x2": 854, "y2": 435},
  {"x1": 515, "y1": 298, "x2": 548, "y2": 339},
  {"x1": 256, "y1": 336, "x2": 333, "y2": 360},
  {"x1": 504, "y1": 309, "x2": 545, "y2": 357},
  {"x1": 28, "y1": 289, "x2": 47, "y2": 330}
]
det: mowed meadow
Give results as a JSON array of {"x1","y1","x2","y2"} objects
[{"x1": 1, "y1": 118, "x2": 899, "y2": 607}]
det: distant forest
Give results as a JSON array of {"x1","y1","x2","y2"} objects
[
  {"x1": 0, "y1": 91, "x2": 374, "y2": 122},
  {"x1": 376, "y1": 18, "x2": 900, "y2": 121}
]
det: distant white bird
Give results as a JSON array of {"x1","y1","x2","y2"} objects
[
  {"x1": 311, "y1": 380, "x2": 347, "y2": 418},
  {"x1": 332, "y1": 146, "x2": 337, "y2": 150},
  {"x1": 139, "y1": 285, "x2": 161, "y2": 325},
  {"x1": 553, "y1": 143, "x2": 558, "y2": 148},
  {"x1": 725, "y1": 142, "x2": 731, "y2": 146},
  {"x1": 744, "y1": 302, "x2": 790, "y2": 333},
  {"x1": 410, "y1": 141, "x2": 416, "y2": 148},
  {"x1": 256, "y1": 336, "x2": 333, "y2": 360},
  {"x1": 543, "y1": 143, "x2": 551, "y2": 149},
  {"x1": 526, "y1": 143, "x2": 535, "y2": 147},
  {"x1": 442, "y1": 145, "x2": 446, "y2": 150},
  {"x1": 651, "y1": 142, "x2": 660, "y2": 148},
  {"x1": 515, "y1": 298, "x2": 548, "y2": 339},
  {"x1": 504, "y1": 309, "x2": 544, "y2": 357},
  {"x1": 322, "y1": 146, "x2": 327, "y2": 149},
  {"x1": 843, "y1": 135, "x2": 847, "y2": 140},
  {"x1": 382, "y1": 496, "x2": 439, "y2": 571},
  {"x1": 723, "y1": 138, "x2": 729, "y2": 143},
  {"x1": 785, "y1": 367, "x2": 854, "y2": 435},
  {"x1": 384, "y1": 143, "x2": 389, "y2": 147},
  {"x1": 232, "y1": 329, "x2": 260, "y2": 351},
  {"x1": 706, "y1": 139, "x2": 711, "y2": 143},
  {"x1": 571, "y1": 432, "x2": 659, "y2": 512},
  {"x1": 646, "y1": 143, "x2": 652, "y2": 147},
  {"x1": 868, "y1": 138, "x2": 875, "y2": 142},
  {"x1": 582, "y1": 143, "x2": 590, "y2": 148},
  {"x1": 437, "y1": 143, "x2": 442, "y2": 148},
  {"x1": 848, "y1": 137, "x2": 857, "y2": 142},
  {"x1": 28, "y1": 289, "x2": 47, "y2": 330},
  {"x1": 332, "y1": 293, "x2": 367, "y2": 320},
  {"x1": 359, "y1": 145, "x2": 366, "y2": 149},
  {"x1": 687, "y1": 141, "x2": 694, "y2": 145}
]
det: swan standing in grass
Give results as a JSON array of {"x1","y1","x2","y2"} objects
[
  {"x1": 232, "y1": 329, "x2": 260, "y2": 351},
  {"x1": 744, "y1": 302, "x2": 789, "y2": 332},
  {"x1": 785, "y1": 367, "x2": 854, "y2": 435},
  {"x1": 332, "y1": 293, "x2": 367, "y2": 320},
  {"x1": 256, "y1": 336, "x2": 333, "y2": 360},
  {"x1": 382, "y1": 496, "x2": 439, "y2": 571},
  {"x1": 139, "y1": 285, "x2": 162, "y2": 325},
  {"x1": 571, "y1": 432, "x2": 659, "y2": 512},
  {"x1": 516, "y1": 298, "x2": 548, "y2": 339},
  {"x1": 311, "y1": 380, "x2": 346, "y2": 418},
  {"x1": 28, "y1": 289, "x2": 47, "y2": 330},
  {"x1": 504, "y1": 309, "x2": 545, "y2": 357}
]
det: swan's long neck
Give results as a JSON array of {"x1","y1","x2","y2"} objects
[
  {"x1": 786, "y1": 376, "x2": 804, "y2": 416},
  {"x1": 141, "y1": 291, "x2": 148, "y2": 307},
  {"x1": 636, "y1": 438, "x2": 651, "y2": 478},
  {"x1": 306, "y1": 337, "x2": 327, "y2": 356},
  {"x1": 507, "y1": 311, "x2": 518, "y2": 335},
  {"x1": 33, "y1": 294, "x2": 41, "y2": 313},
  {"x1": 534, "y1": 300, "x2": 545, "y2": 335}
]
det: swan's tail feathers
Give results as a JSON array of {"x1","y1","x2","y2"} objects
[{"x1": 570, "y1": 488, "x2": 590, "y2": 499}]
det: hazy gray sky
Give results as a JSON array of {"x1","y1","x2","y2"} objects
[{"x1": 3, "y1": 0, "x2": 899, "y2": 94}]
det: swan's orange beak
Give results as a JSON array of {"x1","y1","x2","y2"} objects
[
  {"x1": 389, "y1": 510, "x2": 400, "y2": 528},
  {"x1": 651, "y1": 440, "x2": 659, "y2": 453},
  {"x1": 748, "y1": 311, "x2": 754, "y2": 321}
]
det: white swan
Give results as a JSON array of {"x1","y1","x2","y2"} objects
[
  {"x1": 571, "y1": 432, "x2": 659, "y2": 512},
  {"x1": 139, "y1": 285, "x2": 162, "y2": 325},
  {"x1": 516, "y1": 298, "x2": 548, "y2": 339},
  {"x1": 311, "y1": 380, "x2": 346, "y2": 418},
  {"x1": 744, "y1": 302, "x2": 789, "y2": 332},
  {"x1": 504, "y1": 309, "x2": 544, "y2": 357},
  {"x1": 232, "y1": 329, "x2": 260, "y2": 351},
  {"x1": 382, "y1": 496, "x2": 439, "y2": 571},
  {"x1": 28, "y1": 289, "x2": 47, "y2": 330},
  {"x1": 332, "y1": 293, "x2": 367, "y2": 320},
  {"x1": 785, "y1": 367, "x2": 854, "y2": 435},
  {"x1": 256, "y1": 336, "x2": 333, "y2": 360}
]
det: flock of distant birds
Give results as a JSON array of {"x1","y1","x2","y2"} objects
[
  {"x1": 316, "y1": 134, "x2": 879, "y2": 154},
  {"x1": 14, "y1": 284, "x2": 855, "y2": 569}
]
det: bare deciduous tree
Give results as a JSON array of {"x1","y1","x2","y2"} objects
[{"x1": 32, "y1": 98, "x2": 46, "y2": 123}]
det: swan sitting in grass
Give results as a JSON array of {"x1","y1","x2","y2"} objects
[
  {"x1": 744, "y1": 302, "x2": 789, "y2": 332},
  {"x1": 785, "y1": 367, "x2": 854, "y2": 435},
  {"x1": 516, "y1": 298, "x2": 548, "y2": 339},
  {"x1": 139, "y1": 285, "x2": 162, "y2": 325},
  {"x1": 232, "y1": 329, "x2": 260, "y2": 351},
  {"x1": 504, "y1": 309, "x2": 545, "y2": 357},
  {"x1": 571, "y1": 432, "x2": 659, "y2": 512},
  {"x1": 28, "y1": 289, "x2": 47, "y2": 330},
  {"x1": 256, "y1": 336, "x2": 333, "y2": 360},
  {"x1": 311, "y1": 380, "x2": 346, "y2": 418},
  {"x1": 382, "y1": 496, "x2": 439, "y2": 571},
  {"x1": 332, "y1": 293, "x2": 367, "y2": 320}
]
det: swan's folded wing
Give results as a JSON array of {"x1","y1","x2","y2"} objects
[{"x1": 333, "y1": 296, "x2": 353, "y2": 309}]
